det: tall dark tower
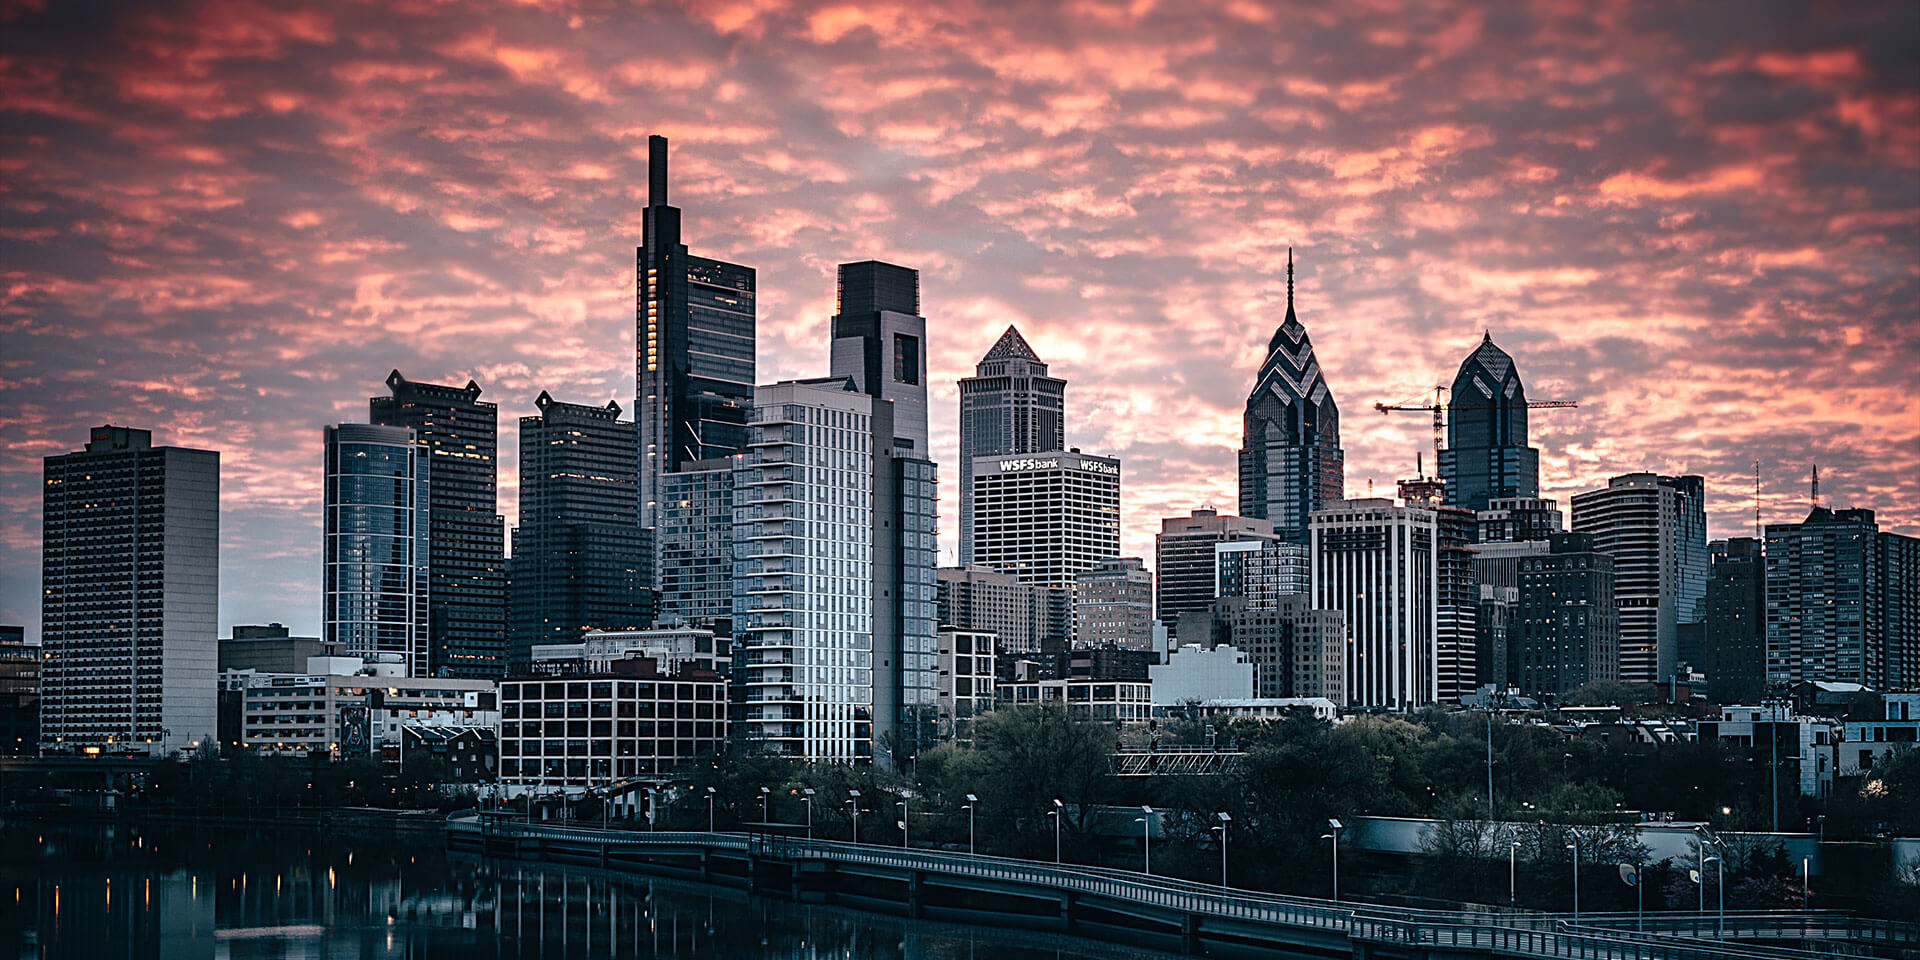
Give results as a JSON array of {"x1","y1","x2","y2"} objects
[
  {"x1": 370, "y1": 371, "x2": 505, "y2": 678},
  {"x1": 1239, "y1": 250, "x2": 1343, "y2": 541},
  {"x1": 1440, "y1": 333, "x2": 1539, "y2": 512},
  {"x1": 957, "y1": 326, "x2": 1066, "y2": 564},
  {"x1": 637, "y1": 135, "x2": 756, "y2": 530}
]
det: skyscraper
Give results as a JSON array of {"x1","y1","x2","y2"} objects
[
  {"x1": 637, "y1": 135, "x2": 756, "y2": 529},
  {"x1": 935, "y1": 566, "x2": 1070, "y2": 654},
  {"x1": 1765, "y1": 507, "x2": 1918, "y2": 691},
  {"x1": 1434, "y1": 504, "x2": 1480, "y2": 703},
  {"x1": 958, "y1": 326, "x2": 1066, "y2": 565},
  {"x1": 1156, "y1": 509, "x2": 1273, "y2": 628},
  {"x1": 1440, "y1": 333, "x2": 1540, "y2": 513},
  {"x1": 658, "y1": 458, "x2": 739, "y2": 629},
  {"x1": 1570, "y1": 473, "x2": 1707, "y2": 684},
  {"x1": 1705, "y1": 537, "x2": 1767, "y2": 704},
  {"x1": 42, "y1": 425, "x2": 218, "y2": 756},
  {"x1": 1214, "y1": 539, "x2": 1311, "y2": 607},
  {"x1": 510, "y1": 393, "x2": 652, "y2": 666},
  {"x1": 1311, "y1": 498, "x2": 1437, "y2": 709},
  {"x1": 829, "y1": 260, "x2": 939, "y2": 764},
  {"x1": 370, "y1": 371, "x2": 506, "y2": 678},
  {"x1": 323, "y1": 423, "x2": 430, "y2": 676},
  {"x1": 1240, "y1": 251, "x2": 1343, "y2": 542},
  {"x1": 970, "y1": 451, "x2": 1121, "y2": 591},
  {"x1": 1509, "y1": 533, "x2": 1619, "y2": 697}
]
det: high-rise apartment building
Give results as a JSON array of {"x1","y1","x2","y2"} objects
[
  {"x1": 1240, "y1": 252, "x2": 1343, "y2": 541},
  {"x1": 1477, "y1": 497, "x2": 1564, "y2": 544},
  {"x1": 970, "y1": 450, "x2": 1120, "y2": 591},
  {"x1": 637, "y1": 135, "x2": 756, "y2": 529},
  {"x1": 658, "y1": 457, "x2": 739, "y2": 629},
  {"x1": 1157, "y1": 509, "x2": 1273, "y2": 628},
  {"x1": 1765, "y1": 508, "x2": 1919, "y2": 691},
  {"x1": 41, "y1": 426, "x2": 218, "y2": 756},
  {"x1": 829, "y1": 261, "x2": 939, "y2": 764},
  {"x1": 1570, "y1": 473, "x2": 1707, "y2": 684},
  {"x1": 1435, "y1": 504, "x2": 1480, "y2": 703},
  {"x1": 935, "y1": 566, "x2": 1069, "y2": 654},
  {"x1": 1214, "y1": 539, "x2": 1311, "y2": 608},
  {"x1": 958, "y1": 326, "x2": 1066, "y2": 565},
  {"x1": 1509, "y1": 533, "x2": 1619, "y2": 696},
  {"x1": 510, "y1": 393, "x2": 652, "y2": 666},
  {"x1": 369, "y1": 371, "x2": 506, "y2": 678},
  {"x1": 1311, "y1": 499, "x2": 1437, "y2": 709},
  {"x1": 1074, "y1": 558, "x2": 1154, "y2": 650},
  {"x1": 1440, "y1": 334, "x2": 1540, "y2": 513},
  {"x1": 1705, "y1": 538, "x2": 1767, "y2": 704},
  {"x1": 323, "y1": 423, "x2": 430, "y2": 676}
]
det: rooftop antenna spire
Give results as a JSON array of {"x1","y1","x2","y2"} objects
[
  {"x1": 1753, "y1": 459, "x2": 1761, "y2": 539},
  {"x1": 648, "y1": 135, "x2": 668, "y2": 208},
  {"x1": 1286, "y1": 247, "x2": 1295, "y2": 312},
  {"x1": 1810, "y1": 463, "x2": 1819, "y2": 509}
]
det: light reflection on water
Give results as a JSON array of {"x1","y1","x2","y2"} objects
[{"x1": 1, "y1": 821, "x2": 1188, "y2": 959}]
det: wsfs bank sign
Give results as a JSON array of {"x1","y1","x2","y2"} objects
[{"x1": 998, "y1": 456, "x2": 1119, "y2": 476}]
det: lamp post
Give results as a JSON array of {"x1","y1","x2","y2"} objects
[
  {"x1": 802, "y1": 788, "x2": 815, "y2": 840},
  {"x1": 760, "y1": 786, "x2": 770, "y2": 826},
  {"x1": 897, "y1": 798, "x2": 910, "y2": 849},
  {"x1": 1802, "y1": 856, "x2": 1810, "y2": 909},
  {"x1": 1324, "y1": 819, "x2": 1343, "y2": 902},
  {"x1": 1212, "y1": 813, "x2": 1231, "y2": 887},
  {"x1": 1566, "y1": 840, "x2": 1580, "y2": 919},
  {"x1": 706, "y1": 786, "x2": 716, "y2": 833},
  {"x1": 1708, "y1": 855, "x2": 1725, "y2": 936},
  {"x1": 847, "y1": 790, "x2": 862, "y2": 844},
  {"x1": 1049, "y1": 799, "x2": 1064, "y2": 864},
  {"x1": 962, "y1": 795, "x2": 978, "y2": 856},
  {"x1": 1509, "y1": 842, "x2": 1518, "y2": 906},
  {"x1": 1133, "y1": 805, "x2": 1153, "y2": 876}
]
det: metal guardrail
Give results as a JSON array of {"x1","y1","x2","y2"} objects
[{"x1": 448, "y1": 817, "x2": 1912, "y2": 959}]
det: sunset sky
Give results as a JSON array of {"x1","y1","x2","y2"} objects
[{"x1": 2, "y1": 0, "x2": 1916, "y2": 641}]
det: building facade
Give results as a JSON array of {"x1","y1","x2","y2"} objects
[
  {"x1": 1765, "y1": 508, "x2": 1919, "y2": 691},
  {"x1": 1177, "y1": 596, "x2": 1346, "y2": 704},
  {"x1": 41, "y1": 426, "x2": 219, "y2": 756},
  {"x1": 935, "y1": 628, "x2": 996, "y2": 745},
  {"x1": 1705, "y1": 538, "x2": 1767, "y2": 704},
  {"x1": 1510, "y1": 533, "x2": 1619, "y2": 697},
  {"x1": 1476, "y1": 497, "x2": 1564, "y2": 544},
  {"x1": 1311, "y1": 499, "x2": 1437, "y2": 709},
  {"x1": 997, "y1": 678, "x2": 1153, "y2": 724},
  {"x1": 1240, "y1": 252, "x2": 1343, "y2": 542},
  {"x1": 957, "y1": 325, "x2": 1066, "y2": 565},
  {"x1": 1074, "y1": 558, "x2": 1155, "y2": 650},
  {"x1": 1570, "y1": 473, "x2": 1707, "y2": 684},
  {"x1": 969, "y1": 450, "x2": 1121, "y2": 591},
  {"x1": 324, "y1": 423, "x2": 431, "y2": 676},
  {"x1": 510, "y1": 392, "x2": 652, "y2": 666},
  {"x1": 498, "y1": 662, "x2": 726, "y2": 792},
  {"x1": 657, "y1": 457, "x2": 738, "y2": 630},
  {"x1": 1150, "y1": 643, "x2": 1257, "y2": 706},
  {"x1": 0, "y1": 626, "x2": 39, "y2": 756},
  {"x1": 369, "y1": 371, "x2": 506, "y2": 678},
  {"x1": 1214, "y1": 539, "x2": 1310, "y2": 608},
  {"x1": 220, "y1": 624, "x2": 338, "y2": 674},
  {"x1": 935, "y1": 566, "x2": 1069, "y2": 654},
  {"x1": 637, "y1": 135, "x2": 756, "y2": 530},
  {"x1": 1440, "y1": 334, "x2": 1540, "y2": 513},
  {"x1": 1157, "y1": 509, "x2": 1273, "y2": 628}
]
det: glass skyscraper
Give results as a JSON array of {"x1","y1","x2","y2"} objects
[
  {"x1": 637, "y1": 134, "x2": 756, "y2": 530},
  {"x1": 1240, "y1": 251, "x2": 1343, "y2": 541},
  {"x1": 1440, "y1": 333, "x2": 1540, "y2": 513},
  {"x1": 323, "y1": 423, "x2": 429, "y2": 677},
  {"x1": 957, "y1": 325, "x2": 1065, "y2": 565}
]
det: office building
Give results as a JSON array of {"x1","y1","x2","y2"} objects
[
  {"x1": 0, "y1": 626, "x2": 38, "y2": 756},
  {"x1": 220, "y1": 624, "x2": 339, "y2": 674},
  {"x1": 323, "y1": 423, "x2": 431, "y2": 676},
  {"x1": 528, "y1": 625, "x2": 728, "y2": 677},
  {"x1": 1440, "y1": 333, "x2": 1540, "y2": 513},
  {"x1": 1311, "y1": 499, "x2": 1437, "y2": 709},
  {"x1": 1472, "y1": 539, "x2": 1549, "y2": 689},
  {"x1": 997, "y1": 678, "x2": 1153, "y2": 724},
  {"x1": 1766, "y1": 508, "x2": 1919, "y2": 691},
  {"x1": 1240, "y1": 251, "x2": 1343, "y2": 541},
  {"x1": 1510, "y1": 533, "x2": 1619, "y2": 697},
  {"x1": 1075, "y1": 558, "x2": 1154, "y2": 649},
  {"x1": 510, "y1": 392, "x2": 652, "y2": 666},
  {"x1": 1705, "y1": 538, "x2": 1767, "y2": 704},
  {"x1": 935, "y1": 628, "x2": 996, "y2": 745},
  {"x1": 232, "y1": 657, "x2": 497, "y2": 759},
  {"x1": 1477, "y1": 497, "x2": 1563, "y2": 544},
  {"x1": 1214, "y1": 539, "x2": 1310, "y2": 608},
  {"x1": 1570, "y1": 473, "x2": 1707, "y2": 684},
  {"x1": 658, "y1": 458, "x2": 738, "y2": 630},
  {"x1": 829, "y1": 261, "x2": 941, "y2": 764},
  {"x1": 1176, "y1": 596, "x2": 1346, "y2": 704},
  {"x1": 1157, "y1": 509, "x2": 1273, "y2": 627},
  {"x1": 41, "y1": 425, "x2": 218, "y2": 756},
  {"x1": 370, "y1": 371, "x2": 506, "y2": 678},
  {"x1": 970, "y1": 449, "x2": 1121, "y2": 591},
  {"x1": 637, "y1": 135, "x2": 756, "y2": 529},
  {"x1": 958, "y1": 325, "x2": 1066, "y2": 565},
  {"x1": 1150, "y1": 643, "x2": 1256, "y2": 706},
  {"x1": 935, "y1": 566, "x2": 1069, "y2": 653},
  {"x1": 500, "y1": 659, "x2": 728, "y2": 793}
]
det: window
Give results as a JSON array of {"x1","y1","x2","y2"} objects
[{"x1": 893, "y1": 334, "x2": 920, "y2": 385}]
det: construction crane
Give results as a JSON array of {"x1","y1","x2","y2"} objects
[{"x1": 1373, "y1": 387, "x2": 1579, "y2": 470}]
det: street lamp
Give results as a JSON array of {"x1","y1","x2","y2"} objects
[
  {"x1": 962, "y1": 795, "x2": 978, "y2": 856},
  {"x1": 706, "y1": 786, "x2": 717, "y2": 833},
  {"x1": 1212, "y1": 812, "x2": 1231, "y2": 887},
  {"x1": 1509, "y1": 841, "x2": 1519, "y2": 906},
  {"x1": 1133, "y1": 805, "x2": 1153, "y2": 875},
  {"x1": 760, "y1": 786, "x2": 770, "y2": 826},
  {"x1": 1566, "y1": 840, "x2": 1580, "y2": 919},
  {"x1": 1705, "y1": 855, "x2": 1725, "y2": 936},
  {"x1": 802, "y1": 788, "x2": 816, "y2": 840},
  {"x1": 847, "y1": 790, "x2": 862, "y2": 843},
  {"x1": 897, "y1": 798, "x2": 910, "y2": 848},
  {"x1": 1049, "y1": 799, "x2": 1064, "y2": 864},
  {"x1": 1324, "y1": 819, "x2": 1343, "y2": 902}
]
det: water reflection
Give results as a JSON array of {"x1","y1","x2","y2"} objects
[{"x1": 1, "y1": 822, "x2": 1184, "y2": 959}]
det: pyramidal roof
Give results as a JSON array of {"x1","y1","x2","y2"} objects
[
  {"x1": 981, "y1": 324, "x2": 1043, "y2": 363},
  {"x1": 1253, "y1": 248, "x2": 1332, "y2": 407}
]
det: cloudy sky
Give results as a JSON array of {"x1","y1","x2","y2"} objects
[{"x1": 2, "y1": 0, "x2": 1916, "y2": 640}]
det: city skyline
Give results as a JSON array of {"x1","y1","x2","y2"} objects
[{"x1": 3, "y1": 1, "x2": 1918, "y2": 641}]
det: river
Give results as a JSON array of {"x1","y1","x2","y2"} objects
[{"x1": 0, "y1": 820, "x2": 1190, "y2": 959}]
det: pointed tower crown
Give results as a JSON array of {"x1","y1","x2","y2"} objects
[{"x1": 982, "y1": 325, "x2": 1043, "y2": 363}]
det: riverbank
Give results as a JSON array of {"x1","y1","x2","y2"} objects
[{"x1": 7, "y1": 803, "x2": 451, "y2": 838}]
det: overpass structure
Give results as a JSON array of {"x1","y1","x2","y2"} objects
[{"x1": 446, "y1": 815, "x2": 1914, "y2": 960}]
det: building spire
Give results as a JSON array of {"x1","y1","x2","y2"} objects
[{"x1": 1287, "y1": 247, "x2": 1295, "y2": 311}]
